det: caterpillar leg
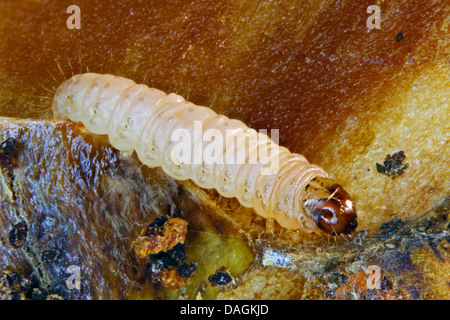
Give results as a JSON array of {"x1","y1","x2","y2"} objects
[{"x1": 303, "y1": 177, "x2": 357, "y2": 236}]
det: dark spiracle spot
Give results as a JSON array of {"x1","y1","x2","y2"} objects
[
  {"x1": 9, "y1": 221, "x2": 28, "y2": 248},
  {"x1": 396, "y1": 32, "x2": 403, "y2": 42},
  {"x1": 208, "y1": 271, "x2": 233, "y2": 286}
]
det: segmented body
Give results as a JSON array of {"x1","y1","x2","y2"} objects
[{"x1": 53, "y1": 73, "x2": 357, "y2": 235}]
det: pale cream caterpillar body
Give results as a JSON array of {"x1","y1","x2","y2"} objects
[{"x1": 53, "y1": 73, "x2": 357, "y2": 236}]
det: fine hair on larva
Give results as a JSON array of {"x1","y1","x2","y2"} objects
[{"x1": 52, "y1": 73, "x2": 357, "y2": 236}]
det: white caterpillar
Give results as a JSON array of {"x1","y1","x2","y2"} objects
[{"x1": 53, "y1": 73, "x2": 357, "y2": 235}]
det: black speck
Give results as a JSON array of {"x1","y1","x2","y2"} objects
[
  {"x1": 0, "y1": 138, "x2": 18, "y2": 154},
  {"x1": 379, "y1": 216, "x2": 405, "y2": 235},
  {"x1": 0, "y1": 137, "x2": 19, "y2": 170},
  {"x1": 149, "y1": 216, "x2": 169, "y2": 228},
  {"x1": 376, "y1": 163, "x2": 386, "y2": 174},
  {"x1": 150, "y1": 243, "x2": 186, "y2": 267},
  {"x1": 380, "y1": 276, "x2": 393, "y2": 290},
  {"x1": 177, "y1": 263, "x2": 197, "y2": 278},
  {"x1": 376, "y1": 151, "x2": 409, "y2": 179},
  {"x1": 145, "y1": 216, "x2": 169, "y2": 236},
  {"x1": 396, "y1": 32, "x2": 403, "y2": 42},
  {"x1": 41, "y1": 249, "x2": 60, "y2": 262},
  {"x1": 9, "y1": 221, "x2": 28, "y2": 248},
  {"x1": 326, "y1": 272, "x2": 348, "y2": 284},
  {"x1": 6, "y1": 272, "x2": 23, "y2": 287},
  {"x1": 208, "y1": 271, "x2": 233, "y2": 286}
]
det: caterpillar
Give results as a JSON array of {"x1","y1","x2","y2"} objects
[{"x1": 52, "y1": 73, "x2": 357, "y2": 236}]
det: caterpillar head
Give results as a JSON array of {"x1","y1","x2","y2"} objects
[{"x1": 304, "y1": 177, "x2": 357, "y2": 236}]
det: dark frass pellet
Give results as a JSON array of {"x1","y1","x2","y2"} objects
[
  {"x1": 9, "y1": 221, "x2": 28, "y2": 248},
  {"x1": 376, "y1": 150, "x2": 409, "y2": 179},
  {"x1": 41, "y1": 249, "x2": 60, "y2": 262},
  {"x1": 379, "y1": 216, "x2": 405, "y2": 235},
  {"x1": 208, "y1": 271, "x2": 233, "y2": 286},
  {"x1": 0, "y1": 138, "x2": 18, "y2": 154},
  {"x1": 150, "y1": 242, "x2": 186, "y2": 267},
  {"x1": 0, "y1": 137, "x2": 19, "y2": 169},
  {"x1": 145, "y1": 216, "x2": 169, "y2": 236},
  {"x1": 149, "y1": 216, "x2": 169, "y2": 228},
  {"x1": 177, "y1": 263, "x2": 197, "y2": 278}
]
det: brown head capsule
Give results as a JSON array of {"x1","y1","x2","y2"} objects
[{"x1": 303, "y1": 177, "x2": 357, "y2": 236}]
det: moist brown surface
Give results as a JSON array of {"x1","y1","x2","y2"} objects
[
  {"x1": 0, "y1": 0, "x2": 448, "y2": 299},
  {"x1": 0, "y1": 1, "x2": 446, "y2": 151}
]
